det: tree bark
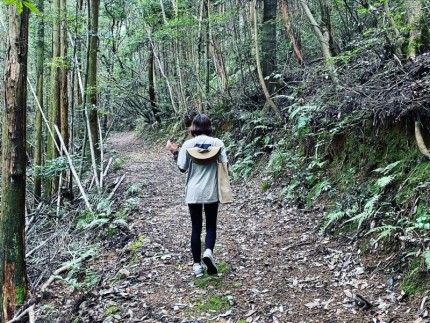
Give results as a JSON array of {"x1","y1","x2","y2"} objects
[
  {"x1": 251, "y1": 0, "x2": 281, "y2": 120},
  {"x1": 280, "y1": 0, "x2": 305, "y2": 66},
  {"x1": 34, "y1": 0, "x2": 45, "y2": 202},
  {"x1": 262, "y1": 0, "x2": 277, "y2": 93},
  {"x1": 299, "y1": 0, "x2": 338, "y2": 85},
  {"x1": 1, "y1": 4, "x2": 29, "y2": 320},
  {"x1": 86, "y1": 0, "x2": 101, "y2": 167},
  {"x1": 46, "y1": 0, "x2": 62, "y2": 197},
  {"x1": 406, "y1": 0, "x2": 423, "y2": 60},
  {"x1": 60, "y1": 0, "x2": 69, "y2": 158}
]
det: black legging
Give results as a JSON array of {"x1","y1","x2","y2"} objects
[{"x1": 188, "y1": 202, "x2": 218, "y2": 263}]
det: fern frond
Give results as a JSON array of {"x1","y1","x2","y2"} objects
[
  {"x1": 366, "y1": 225, "x2": 401, "y2": 242},
  {"x1": 376, "y1": 175, "x2": 396, "y2": 188},
  {"x1": 344, "y1": 194, "x2": 380, "y2": 228},
  {"x1": 321, "y1": 210, "x2": 347, "y2": 233},
  {"x1": 373, "y1": 161, "x2": 402, "y2": 175}
]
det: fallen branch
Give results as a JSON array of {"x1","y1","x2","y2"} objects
[
  {"x1": 41, "y1": 254, "x2": 92, "y2": 291},
  {"x1": 6, "y1": 305, "x2": 35, "y2": 323},
  {"x1": 108, "y1": 174, "x2": 126, "y2": 200}
]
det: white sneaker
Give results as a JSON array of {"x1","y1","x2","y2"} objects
[
  {"x1": 203, "y1": 249, "x2": 218, "y2": 275},
  {"x1": 193, "y1": 263, "x2": 204, "y2": 277}
]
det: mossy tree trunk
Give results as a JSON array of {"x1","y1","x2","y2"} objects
[
  {"x1": 405, "y1": 0, "x2": 424, "y2": 60},
  {"x1": 1, "y1": 4, "x2": 29, "y2": 320},
  {"x1": 34, "y1": 0, "x2": 45, "y2": 202}
]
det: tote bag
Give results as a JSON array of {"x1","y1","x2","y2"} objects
[{"x1": 217, "y1": 162, "x2": 233, "y2": 204}]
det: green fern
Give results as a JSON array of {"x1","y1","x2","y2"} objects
[
  {"x1": 321, "y1": 206, "x2": 357, "y2": 233},
  {"x1": 344, "y1": 194, "x2": 380, "y2": 229},
  {"x1": 366, "y1": 225, "x2": 401, "y2": 242},
  {"x1": 376, "y1": 175, "x2": 396, "y2": 188},
  {"x1": 373, "y1": 160, "x2": 402, "y2": 175}
]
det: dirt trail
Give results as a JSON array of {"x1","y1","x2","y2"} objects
[{"x1": 72, "y1": 132, "x2": 421, "y2": 322}]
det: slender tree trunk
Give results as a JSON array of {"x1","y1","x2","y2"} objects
[
  {"x1": 406, "y1": 0, "x2": 423, "y2": 60},
  {"x1": 148, "y1": 41, "x2": 160, "y2": 122},
  {"x1": 280, "y1": 0, "x2": 305, "y2": 66},
  {"x1": 60, "y1": 0, "x2": 69, "y2": 159},
  {"x1": 86, "y1": 0, "x2": 101, "y2": 166},
  {"x1": 205, "y1": 0, "x2": 210, "y2": 100},
  {"x1": 34, "y1": 0, "x2": 45, "y2": 202},
  {"x1": 319, "y1": 0, "x2": 340, "y2": 56},
  {"x1": 251, "y1": 0, "x2": 281, "y2": 120},
  {"x1": 46, "y1": 0, "x2": 62, "y2": 197},
  {"x1": 1, "y1": 5, "x2": 29, "y2": 320},
  {"x1": 262, "y1": 0, "x2": 277, "y2": 93},
  {"x1": 299, "y1": 0, "x2": 338, "y2": 85}
]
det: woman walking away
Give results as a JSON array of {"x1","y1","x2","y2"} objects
[{"x1": 166, "y1": 114, "x2": 228, "y2": 277}]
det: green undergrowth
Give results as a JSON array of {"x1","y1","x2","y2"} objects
[{"x1": 215, "y1": 108, "x2": 430, "y2": 294}]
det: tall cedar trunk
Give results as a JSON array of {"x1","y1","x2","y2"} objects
[
  {"x1": 262, "y1": 0, "x2": 277, "y2": 93},
  {"x1": 60, "y1": 0, "x2": 69, "y2": 159},
  {"x1": 34, "y1": 0, "x2": 45, "y2": 202},
  {"x1": 1, "y1": 5, "x2": 29, "y2": 320},
  {"x1": 87, "y1": 0, "x2": 101, "y2": 166},
  {"x1": 46, "y1": 0, "x2": 61, "y2": 197}
]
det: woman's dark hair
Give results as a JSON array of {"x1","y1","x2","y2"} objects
[{"x1": 190, "y1": 114, "x2": 212, "y2": 136}]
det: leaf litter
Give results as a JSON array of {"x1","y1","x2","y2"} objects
[{"x1": 33, "y1": 132, "x2": 428, "y2": 322}]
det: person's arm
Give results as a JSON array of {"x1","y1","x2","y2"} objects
[{"x1": 166, "y1": 140, "x2": 187, "y2": 173}]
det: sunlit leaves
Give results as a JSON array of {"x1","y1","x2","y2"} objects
[{"x1": 1, "y1": 0, "x2": 39, "y2": 13}]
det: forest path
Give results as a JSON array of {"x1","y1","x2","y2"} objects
[{"x1": 75, "y1": 131, "x2": 418, "y2": 322}]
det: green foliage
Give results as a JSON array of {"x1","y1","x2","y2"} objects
[
  {"x1": 104, "y1": 306, "x2": 121, "y2": 317},
  {"x1": 194, "y1": 296, "x2": 231, "y2": 314},
  {"x1": 194, "y1": 262, "x2": 231, "y2": 289},
  {"x1": 126, "y1": 184, "x2": 144, "y2": 197},
  {"x1": 129, "y1": 235, "x2": 146, "y2": 251},
  {"x1": 306, "y1": 180, "x2": 331, "y2": 208},
  {"x1": 1, "y1": 0, "x2": 39, "y2": 13},
  {"x1": 366, "y1": 225, "x2": 402, "y2": 243},
  {"x1": 112, "y1": 158, "x2": 125, "y2": 171},
  {"x1": 63, "y1": 264, "x2": 101, "y2": 291},
  {"x1": 76, "y1": 199, "x2": 113, "y2": 230},
  {"x1": 30, "y1": 155, "x2": 81, "y2": 178}
]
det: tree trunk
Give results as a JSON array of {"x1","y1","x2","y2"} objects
[
  {"x1": 46, "y1": 0, "x2": 61, "y2": 197},
  {"x1": 34, "y1": 0, "x2": 45, "y2": 202},
  {"x1": 406, "y1": 0, "x2": 423, "y2": 60},
  {"x1": 60, "y1": 0, "x2": 69, "y2": 159},
  {"x1": 148, "y1": 41, "x2": 160, "y2": 123},
  {"x1": 280, "y1": 0, "x2": 305, "y2": 66},
  {"x1": 251, "y1": 0, "x2": 281, "y2": 120},
  {"x1": 299, "y1": 0, "x2": 338, "y2": 85},
  {"x1": 319, "y1": 0, "x2": 340, "y2": 56},
  {"x1": 1, "y1": 5, "x2": 29, "y2": 320},
  {"x1": 262, "y1": 0, "x2": 277, "y2": 93},
  {"x1": 86, "y1": 0, "x2": 101, "y2": 167}
]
